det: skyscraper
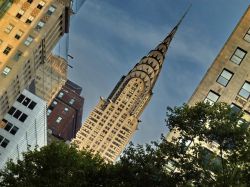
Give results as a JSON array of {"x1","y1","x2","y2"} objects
[
  {"x1": 0, "y1": 0, "x2": 72, "y2": 121},
  {"x1": 47, "y1": 80, "x2": 84, "y2": 143},
  {"x1": 73, "y1": 13, "x2": 187, "y2": 163},
  {"x1": 0, "y1": 89, "x2": 47, "y2": 169},
  {"x1": 167, "y1": 6, "x2": 250, "y2": 150}
]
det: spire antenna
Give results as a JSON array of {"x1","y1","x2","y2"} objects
[{"x1": 177, "y1": 4, "x2": 192, "y2": 26}]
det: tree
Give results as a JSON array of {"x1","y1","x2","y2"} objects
[
  {"x1": 116, "y1": 102, "x2": 250, "y2": 186},
  {"x1": 0, "y1": 102, "x2": 249, "y2": 186},
  {"x1": 0, "y1": 142, "x2": 110, "y2": 187},
  {"x1": 162, "y1": 102, "x2": 250, "y2": 186}
]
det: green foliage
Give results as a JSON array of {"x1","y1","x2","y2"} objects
[
  {"x1": 0, "y1": 102, "x2": 249, "y2": 186},
  {"x1": 114, "y1": 142, "x2": 172, "y2": 187},
  {"x1": 0, "y1": 142, "x2": 109, "y2": 187},
  {"x1": 164, "y1": 102, "x2": 250, "y2": 186}
]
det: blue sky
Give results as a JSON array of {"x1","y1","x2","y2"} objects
[{"x1": 58, "y1": 1, "x2": 249, "y2": 144}]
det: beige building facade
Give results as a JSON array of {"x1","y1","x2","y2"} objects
[
  {"x1": 167, "y1": 6, "x2": 250, "y2": 150},
  {"x1": 72, "y1": 19, "x2": 184, "y2": 162},
  {"x1": 0, "y1": 0, "x2": 71, "y2": 120}
]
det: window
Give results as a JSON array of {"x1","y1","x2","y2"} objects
[
  {"x1": 230, "y1": 103, "x2": 242, "y2": 113},
  {"x1": 47, "y1": 5, "x2": 56, "y2": 15},
  {"x1": 13, "y1": 110, "x2": 22, "y2": 119},
  {"x1": 19, "y1": 113, "x2": 28, "y2": 122},
  {"x1": 204, "y1": 91, "x2": 220, "y2": 105},
  {"x1": 56, "y1": 117, "x2": 62, "y2": 123},
  {"x1": 47, "y1": 109, "x2": 52, "y2": 116},
  {"x1": 244, "y1": 28, "x2": 250, "y2": 42},
  {"x1": 4, "y1": 24, "x2": 14, "y2": 34},
  {"x1": 52, "y1": 101, "x2": 58, "y2": 106},
  {"x1": 238, "y1": 82, "x2": 250, "y2": 99},
  {"x1": 3, "y1": 46, "x2": 12, "y2": 55},
  {"x1": 1, "y1": 138, "x2": 9, "y2": 148},
  {"x1": 10, "y1": 126, "x2": 19, "y2": 135},
  {"x1": 217, "y1": 69, "x2": 233, "y2": 86},
  {"x1": 4, "y1": 122, "x2": 13, "y2": 131},
  {"x1": 28, "y1": 101, "x2": 37, "y2": 110},
  {"x1": 13, "y1": 50, "x2": 23, "y2": 61},
  {"x1": 8, "y1": 107, "x2": 16, "y2": 115},
  {"x1": 2, "y1": 66, "x2": 11, "y2": 76},
  {"x1": 35, "y1": 20, "x2": 45, "y2": 31},
  {"x1": 4, "y1": 121, "x2": 19, "y2": 135},
  {"x1": 25, "y1": 16, "x2": 34, "y2": 24},
  {"x1": 17, "y1": 94, "x2": 25, "y2": 103},
  {"x1": 16, "y1": 10, "x2": 24, "y2": 19},
  {"x1": 27, "y1": 0, "x2": 33, "y2": 4},
  {"x1": 24, "y1": 36, "x2": 34, "y2": 46},
  {"x1": 69, "y1": 99, "x2": 75, "y2": 105},
  {"x1": 230, "y1": 47, "x2": 247, "y2": 65},
  {"x1": 58, "y1": 92, "x2": 64, "y2": 98},
  {"x1": 37, "y1": 1, "x2": 45, "y2": 9},
  {"x1": 15, "y1": 30, "x2": 24, "y2": 40},
  {"x1": 22, "y1": 97, "x2": 31, "y2": 106}
]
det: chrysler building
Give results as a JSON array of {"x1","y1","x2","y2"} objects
[{"x1": 73, "y1": 11, "x2": 188, "y2": 163}]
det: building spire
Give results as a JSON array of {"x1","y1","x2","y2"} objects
[
  {"x1": 126, "y1": 6, "x2": 191, "y2": 95},
  {"x1": 177, "y1": 4, "x2": 192, "y2": 27},
  {"x1": 73, "y1": 6, "x2": 191, "y2": 163},
  {"x1": 106, "y1": 6, "x2": 190, "y2": 116}
]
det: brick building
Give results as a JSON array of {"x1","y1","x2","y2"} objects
[{"x1": 47, "y1": 80, "x2": 84, "y2": 142}]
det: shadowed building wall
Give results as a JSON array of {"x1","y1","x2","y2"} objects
[{"x1": 47, "y1": 80, "x2": 84, "y2": 143}]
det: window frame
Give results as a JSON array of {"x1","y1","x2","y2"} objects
[
  {"x1": 25, "y1": 16, "x2": 34, "y2": 24},
  {"x1": 24, "y1": 35, "x2": 34, "y2": 46},
  {"x1": 16, "y1": 9, "x2": 24, "y2": 19},
  {"x1": 3, "y1": 46, "x2": 12, "y2": 55},
  {"x1": 216, "y1": 69, "x2": 233, "y2": 87},
  {"x1": 15, "y1": 30, "x2": 24, "y2": 40},
  {"x1": 4, "y1": 24, "x2": 14, "y2": 34},
  {"x1": 35, "y1": 20, "x2": 45, "y2": 31},
  {"x1": 204, "y1": 91, "x2": 220, "y2": 105},
  {"x1": 2, "y1": 66, "x2": 11, "y2": 76},
  {"x1": 37, "y1": 1, "x2": 45, "y2": 9},
  {"x1": 230, "y1": 47, "x2": 247, "y2": 65},
  {"x1": 238, "y1": 81, "x2": 250, "y2": 100},
  {"x1": 56, "y1": 116, "x2": 62, "y2": 123},
  {"x1": 47, "y1": 5, "x2": 56, "y2": 15},
  {"x1": 244, "y1": 28, "x2": 250, "y2": 42}
]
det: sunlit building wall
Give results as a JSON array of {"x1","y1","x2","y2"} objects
[
  {"x1": 72, "y1": 18, "x2": 184, "y2": 163},
  {"x1": 0, "y1": 0, "x2": 72, "y2": 121}
]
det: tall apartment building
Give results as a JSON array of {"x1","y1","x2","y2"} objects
[
  {"x1": 0, "y1": 89, "x2": 47, "y2": 169},
  {"x1": 47, "y1": 80, "x2": 84, "y2": 143},
  {"x1": 0, "y1": 0, "x2": 72, "y2": 121},
  {"x1": 72, "y1": 14, "x2": 186, "y2": 163},
  {"x1": 34, "y1": 54, "x2": 67, "y2": 105},
  {"x1": 167, "y1": 6, "x2": 250, "y2": 147}
]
